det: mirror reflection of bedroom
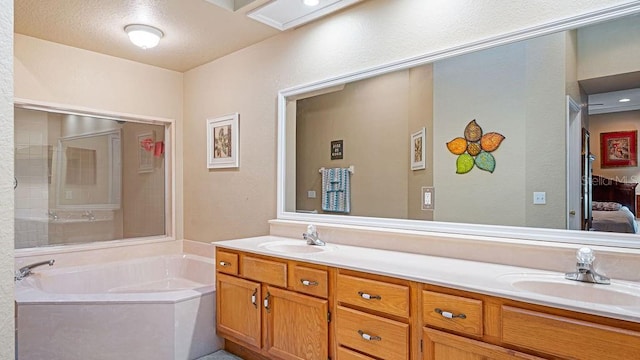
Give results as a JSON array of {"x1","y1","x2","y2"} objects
[{"x1": 581, "y1": 15, "x2": 640, "y2": 234}]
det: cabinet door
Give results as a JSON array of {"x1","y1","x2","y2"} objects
[
  {"x1": 217, "y1": 273, "x2": 262, "y2": 349},
  {"x1": 423, "y1": 328, "x2": 544, "y2": 360},
  {"x1": 264, "y1": 285, "x2": 329, "y2": 360}
]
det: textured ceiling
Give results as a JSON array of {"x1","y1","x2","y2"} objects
[{"x1": 14, "y1": 0, "x2": 281, "y2": 72}]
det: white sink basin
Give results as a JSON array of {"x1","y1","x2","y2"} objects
[
  {"x1": 500, "y1": 273, "x2": 640, "y2": 306},
  {"x1": 257, "y1": 240, "x2": 337, "y2": 254}
]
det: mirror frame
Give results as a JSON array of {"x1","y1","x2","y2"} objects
[
  {"x1": 14, "y1": 98, "x2": 177, "y2": 251},
  {"x1": 277, "y1": 3, "x2": 640, "y2": 249}
]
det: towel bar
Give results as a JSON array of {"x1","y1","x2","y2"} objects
[{"x1": 319, "y1": 165, "x2": 354, "y2": 174}]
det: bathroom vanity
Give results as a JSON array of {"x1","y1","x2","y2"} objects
[{"x1": 214, "y1": 236, "x2": 640, "y2": 360}]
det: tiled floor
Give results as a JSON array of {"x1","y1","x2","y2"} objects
[{"x1": 196, "y1": 350, "x2": 243, "y2": 360}]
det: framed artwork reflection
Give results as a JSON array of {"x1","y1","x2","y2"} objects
[
  {"x1": 207, "y1": 113, "x2": 239, "y2": 169},
  {"x1": 411, "y1": 127, "x2": 426, "y2": 170},
  {"x1": 600, "y1": 130, "x2": 637, "y2": 168},
  {"x1": 137, "y1": 131, "x2": 155, "y2": 173}
]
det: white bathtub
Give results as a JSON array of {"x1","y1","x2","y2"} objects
[{"x1": 15, "y1": 254, "x2": 223, "y2": 360}]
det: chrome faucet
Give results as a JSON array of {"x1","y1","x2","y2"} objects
[
  {"x1": 565, "y1": 247, "x2": 610, "y2": 285},
  {"x1": 15, "y1": 259, "x2": 55, "y2": 281},
  {"x1": 303, "y1": 224, "x2": 325, "y2": 246},
  {"x1": 47, "y1": 210, "x2": 58, "y2": 221},
  {"x1": 82, "y1": 210, "x2": 95, "y2": 221}
]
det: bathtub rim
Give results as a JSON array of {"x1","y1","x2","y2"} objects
[{"x1": 15, "y1": 253, "x2": 216, "y2": 305}]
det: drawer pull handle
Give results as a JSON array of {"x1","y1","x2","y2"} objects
[
  {"x1": 358, "y1": 291, "x2": 381, "y2": 300},
  {"x1": 435, "y1": 308, "x2": 466, "y2": 319},
  {"x1": 219, "y1": 261, "x2": 231, "y2": 267},
  {"x1": 264, "y1": 292, "x2": 271, "y2": 313},
  {"x1": 251, "y1": 288, "x2": 258, "y2": 309},
  {"x1": 358, "y1": 330, "x2": 381, "y2": 341},
  {"x1": 300, "y1": 279, "x2": 319, "y2": 286}
]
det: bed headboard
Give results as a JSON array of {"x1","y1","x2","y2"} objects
[{"x1": 592, "y1": 175, "x2": 638, "y2": 216}]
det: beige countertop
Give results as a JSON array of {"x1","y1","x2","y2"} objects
[{"x1": 214, "y1": 235, "x2": 640, "y2": 323}]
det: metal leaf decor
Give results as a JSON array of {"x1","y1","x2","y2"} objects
[
  {"x1": 475, "y1": 151, "x2": 496, "y2": 173},
  {"x1": 456, "y1": 153, "x2": 475, "y2": 174},
  {"x1": 446, "y1": 137, "x2": 467, "y2": 155},
  {"x1": 446, "y1": 119, "x2": 505, "y2": 174},
  {"x1": 464, "y1": 120, "x2": 482, "y2": 142},
  {"x1": 480, "y1": 132, "x2": 505, "y2": 152}
]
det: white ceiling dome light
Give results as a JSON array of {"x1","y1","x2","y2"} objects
[
  {"x1": 303, "y1": 0, "x2": 320, "y2": 6},
  {"x1": 124, "y1": 24, "x2": 164, "y2": 49}
]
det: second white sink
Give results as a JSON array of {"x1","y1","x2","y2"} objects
[{"x1": 500, "y1": 273, "x2": 640, "y2": 306}]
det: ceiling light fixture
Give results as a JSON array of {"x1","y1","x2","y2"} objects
[
  {"x1": 619, "y1": 98, "x2": 631, "y2": 103},
  {"x1": 303, "y1": 0, "x2": 320, "y2": 6},
  {"x1": 124, "y1": 24, "x2": 164, "y2": 49}
]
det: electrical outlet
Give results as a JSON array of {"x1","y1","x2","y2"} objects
[
  {"x1": 533, "y1": 192, "x2": 546, "y2": 205},
  {"x1": 307, "y1": 190, "x2": 316, "y2": 199}
]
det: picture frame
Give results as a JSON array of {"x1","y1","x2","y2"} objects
[
  {"x1": 411, "y1": 127, "x2": 426, "y2": 170},
  {"x1": 600, "y1": 130, "x2": 637, "y2": 168},
  {"x1": 137, "y1": 131, "x2": 155, "y2": 173},
  {"x1": 207, "y1": 113, "x2": 239, "y2": 169}
]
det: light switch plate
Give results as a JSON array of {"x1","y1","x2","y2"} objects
[{"x1": 421, "y1": 187, "x2": 434, "y2": 210}]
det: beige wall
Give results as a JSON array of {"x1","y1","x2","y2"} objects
[
  {"x1": 184, "y1": 0, "x2": 631, "y2": 242},
  {"x1": 122, "y1": 123, "x2": 166, "y2": 238},
  {"x1": 591, "y1": 110, "x2": 640, "y2": 186},
  {"x1": 294, "y1": 65, "x2": 433, "y2": 220},
  {"x1": 577, "y1": 13, "x2": 640, "y2": 80},
  {"x1": 14, "y1": 34, "x2": 184, "y2": 240},
  {"x1": 408, "y1": 66, "x2": 434, "y2": 221},
  {"x1": 432, "y1": 33, "x2": 569, "y2": 229},
  {"x1": 296, "y1": 70, "x2": 407, "y2": 218}
]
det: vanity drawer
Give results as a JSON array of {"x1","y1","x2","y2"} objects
[
  {"x1": 216, "y1": 250, "x2": 238, "y2": 275},
  {"x1": 337, "y1": 273, "x2": 410, "y2": 318},
  {"x1": 241, "y1": 256, "x2": 287, "y2": 287},
  {"x1": 501, "y1": 306, "x2": 640, "y2": 360},
  {"x1": 423, "y1": 290, "x2": 483, "y2": 337},
  {"x1": 335, "y1": 306, "x2": 409, "y2": 360},
  {"x1": 336, "y1": 346, "x2": 377, "y2": 360},
  {"x1": 289, "y1": 264, "x2": 328, "y2": 298}
]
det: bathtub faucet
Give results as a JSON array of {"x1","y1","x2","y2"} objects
[{"x1": 15, "y1": 259, "x2": 55, "y2": 281}]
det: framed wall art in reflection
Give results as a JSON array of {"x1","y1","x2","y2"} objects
[
  {"x1": 411, "y1": 127, "x2": 426, "y2": 170},
  {"x1": 600, "y1": 130, "x2": 637, "y2": 168},
  {"x1": 207, "y1": 113, "x2": 239, "y2": 169},
  {"x1": 138, "y1": 131, "x2": 155, "y2": 173}
]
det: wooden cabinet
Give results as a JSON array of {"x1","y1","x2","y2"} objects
[
  {"x1": 264, "y1": 286, "x2": 328, "y2": 360},
  {"x1": 216, "y1": 246, "x2": 640, "y2": 360},
  {"x1": 423, "y1": 328, "x2": 544, "y2": 360},
  {"x1": 215, "y1": 249, "x2": 329, "y2": 360},
  {"x1": 335, "y1": 271, "x2": 413, "y2": 360},
  {"x1": 336, "y1": 305, "x2": 409, "y2": 360},
  {"x1": 216, "y1": 273, "x2": 261, "y2": 348},
  {"x1": 501, "y1": 306, "x2": 640, "y2": 360},
  {"x1": 422, "y1": 285, "x2": 640, "y2": 360},
  {"x1": 422, "y1": 290, "x2": 483, "y2": 337}
]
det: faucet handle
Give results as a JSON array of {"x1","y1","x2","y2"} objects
[
  {"x1": 576, "y1": 247, "x2": 595, "y2": 264},
  {"x1": 306, "y1": 224, "x2": 317, "y2": 235}
]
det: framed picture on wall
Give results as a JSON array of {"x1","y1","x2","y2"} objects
[
  {"x1": 411, "y1": 127, "x2": 426, "y2": 170},
  {"x1": 137, "y1": 131, "x2": 155, "y2": 173},
  {"x1": 207, "y1": 113, "x2": 239, "y2": 169},
  {"x1": 600, "y1": 130, "x2": 637, "y2": 168}
]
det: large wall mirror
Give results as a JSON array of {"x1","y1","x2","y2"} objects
[
  {"x1": 278, "y1": 5, "x2": 640, "y2": 248},
  {"x1": 14, "y1": 103, "x2": 171, "y2": 249}
]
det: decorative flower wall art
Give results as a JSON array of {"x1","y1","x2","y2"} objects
[{"x1": 446, "y1": 119, "x2": 505, "y2": 174}]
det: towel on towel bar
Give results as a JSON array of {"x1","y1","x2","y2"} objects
[{"x1": 321, "y1": 167, "x2": 351, "y2": 213}]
